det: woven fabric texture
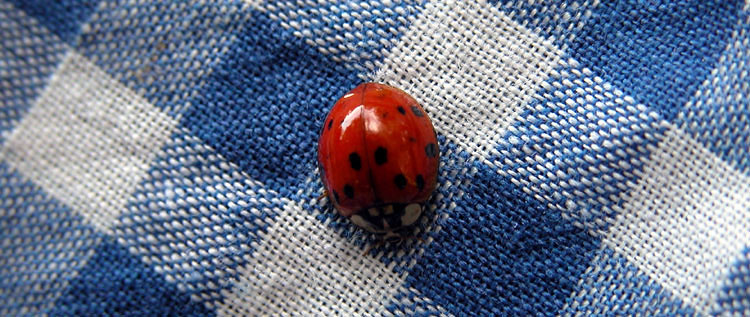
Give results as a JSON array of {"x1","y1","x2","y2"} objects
[{"x1": 1, "y1": 0, "x2": 749, "y2": 315}]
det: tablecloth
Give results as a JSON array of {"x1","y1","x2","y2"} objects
[{"x1": 1, "y1": 0, "x2": 749, "y2": 315}]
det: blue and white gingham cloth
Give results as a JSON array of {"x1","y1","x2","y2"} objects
[{"x1": 1, "y1": 0, "x2": 749, "y2": 315}]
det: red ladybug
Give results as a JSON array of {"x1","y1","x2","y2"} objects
[{"x1": 317, "y1": 83, "x2": 439, "y2": 241}]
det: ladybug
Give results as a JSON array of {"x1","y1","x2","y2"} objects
[{"x1": 317, "y1": 83, "x2": 439, "y2": 242}]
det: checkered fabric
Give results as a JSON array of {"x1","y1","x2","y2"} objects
[{"x1": 1, "y1": 0, "x2": 749, "y2": 315}]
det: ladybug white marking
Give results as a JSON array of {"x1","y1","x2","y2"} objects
[
  {"x1": 350, "y1": 214, "x2": 377, "y2": 232},
  {"x1": 401, "y1": 203, "x2": 422, "y2": 227}
]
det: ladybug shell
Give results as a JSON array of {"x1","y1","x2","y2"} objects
[{"x1": 317, "y1": 83, "x2": 439, "y2": 232}]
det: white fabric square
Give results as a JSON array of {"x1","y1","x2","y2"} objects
[
  {"x1": 603, "y1": 126, "x2": 750, "y2": 314},
  {"x1": 216, "y1": 199, "x2": 407, "y2": 316},
  {"x1": 370, "y1": 0, "x2": 564, "y2": 160},
  {"x1": 1, "y1": 52, "x2": 178, "y2": 233}
]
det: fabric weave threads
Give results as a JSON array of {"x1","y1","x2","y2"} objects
[
  {"x1": 1, "y1": 0, "x2": 749, "y2": 315},
  {"x1": 0, "y1": 1, "x2": 67, "y2": 142}
]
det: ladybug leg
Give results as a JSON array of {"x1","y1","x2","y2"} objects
[
  {"x1": 316, "y1": 189, "x2": 329, "y2": 202},
  {"x1": 361, "y1": 239, "x2": 386, "y2": 256},
  {"x1": 413, "y1": 235, "x2": 426, "y2": 244}
]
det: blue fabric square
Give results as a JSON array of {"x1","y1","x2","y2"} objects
[
  {"x1": 114, "y1": 130, "x2": 281, "y2": 305},
  {"x1": 0, "y1": 2, "x2": 69, "y2": 143},
  {"x1": 560, "y1": 247, "x2": 695, "y2": 316},
  {"x1": 677, "y1": 9, "x2": 750, "y2": 173},
  {"x1": 394, "y1": 147, "x2": 600, "y2": 315},
  {"x1": 8, "y1": 0, "x2": 99, "y2": 44},
  {"x1": 568, "y1": 0, "x2": 743, "y2": 120},
  {"x1": 76, "y1": 0, "x2": 251, "y2": 114},
  {"x1": 493, "y1": 59, "x2": 668, "y2": 233},
  {"x1": 50, "y1": 237, "x2": 213, "y2": 317},
  {"x1": 718, "y1": 247, "x2": 750, "y2": 315},
  {"x1": 182, "y1": 10, "x2": 362, "y2": 195},
  {"x1": 0, "y1": 163, "x2": 102, "y2": 316}
]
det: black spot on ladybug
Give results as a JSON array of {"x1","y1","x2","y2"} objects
[
  {"x1": 411, "y1": 105, "x2": 424, "y2": 117},
  {"x1": 394, "y1": 174, "x2": 407, "y2": 189},
  {"x1": 397, "y1": 106, "x2": 406, "y2": 115},
  {"x1": 349, "y1": 152, "x2": 361, "y2": 170},
  {"x1": 332, "y1": 190, "x2": 340, "y2": 203},
  {"x1": 408, "y1": 136, "x2": 416, "y2": 143},
  {"x1": 425, "y1": 143, "x2": 437, "y2": 158},
  {"x1": 328, "y1": 119, "x2": 333, "y2": 130},
  {"x1": 344, "y1": 185, "x2": 354, "y2": 199},
  {"x1": 416, "y1": 174, "x2": 424, "y2": 191},
  {"x1": 374, "y1": 147, "x2": 388, "y2": 165}
]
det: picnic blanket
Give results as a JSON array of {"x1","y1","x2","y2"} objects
[{"x1": 1, "y1": 0, "x2": 749, "y2": 315}]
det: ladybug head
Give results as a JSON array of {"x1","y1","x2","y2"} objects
[
  {"x1": 349, "y1": 203, "x2": 424, "y2": 234},
  {"x1": 358, "y1": 206, "x2": 427, "y2": 255}
]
